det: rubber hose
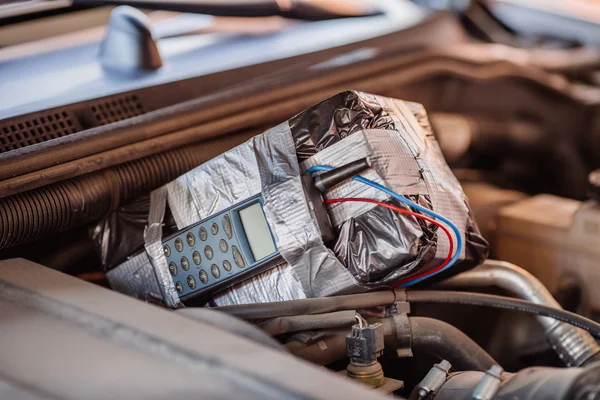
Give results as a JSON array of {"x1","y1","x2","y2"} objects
[
  {"x1": 406, "y1": 291, "x2": 600, "y2": 338},
  {"x1": 0, "y1": 132, "x2": 252, "y2": 249},
  {"x1": 409, "y1": 317, "x2": 496, "y2": 371},
  {"x1": 285, "y1": 330, "x2": 348, "y2": 366},
  {"x1": 175, "y1": 308, "x2": 283, "y2": 351},
  {"x1": 285, "y1": 317, "x2": 498, "y2": 371},
  {"x1": 439, "y1": 260, "x2": 600, "y2": 367},
  {"x1": 216, "y1": 290, "x2": 397, "y2": 320},
  {"x1": 258, "y1": 310, "x2": 357, "y2": 336}
]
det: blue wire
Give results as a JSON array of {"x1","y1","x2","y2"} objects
[{"x1": 307, "y1": 165, "x2": 462, "y2": 286}]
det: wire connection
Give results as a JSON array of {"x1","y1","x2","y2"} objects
[
  {"x1": 325, "y1": 198, "x2": 454, "y2": 286},
  {"x1": 308, "y1": 165, "x2": 463, "y2": 286}
]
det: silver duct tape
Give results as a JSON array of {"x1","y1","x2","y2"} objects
[
  {"x1": 385, "y1": 96, "x2": 469, "y2": 261},
  {"x1": 107, "y1": 92, "x2": 475, "y2": 305},
  {"x1": 254, "y1": 123, "x2": 358, "y2": 298},
  {"x1": 212, "y1": 262, "x2": 306, "y2": 306},
  {"x1": 404, "y1": 101, "x2": 434, "y2": 137},
  {"x1": 167, "y1": 142, "x2": 262, "y2": 228},
  {"x1": 300, "y1": 129, "x2": 429, "y2": 227},
  {"x1": 296, "y1": 94, "x2": 469, "y2": 283},
  {"x1": 144, "y1": 187, "x2": 182, "y2": 308},
  {"x1": 300, "y1": 132, "x2": 388, "y2": 227},
  {"x1": 166, "y1": 122, "x2": 362, "y2": 301},
  {"x1": 299, "y1": 127, "x2": 437, "y2": 284},
  {"x1": 106, "y1": 252, "x2": 163, "y2": 304}
]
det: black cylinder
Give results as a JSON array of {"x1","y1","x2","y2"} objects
[
  {"x1": 409, "y1": 317, "x2": 496, "y2": 372},
  {"x1": 313, "y1": 158, "x2": 370, "y2": 192}
]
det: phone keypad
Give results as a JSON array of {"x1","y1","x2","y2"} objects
[
  {"x1": 198, "y1": 270, "x2": 208, "y2": 284},
  {"x1": 186, "y1": 232, "x2": 195, "y2": 247},
  {"x1": 163, "y1": 210, "x2": 252, "y2": 298},
  {"x1": 168, "y1": 262, "x2": 178, "y2": 276},
  {"x1": 174, "y1": 238, "x2": 184, "y2": 252},
  {"x1": 211, "y1": 264, "x2": 220, "y2": 279},
  {"x1": 223, "y1": 215, "x2": 233, "y2": 239},
  {"x1": 219, "y1": 239, "x2": 228, "y2": 253},
  {"x1": 204, "y1": 245, "x2": 213, "y2": 260},
  {"x1": 232, "y1": 245, "x2": 245, "y2": 268},
  {"x1": 180, "y1": 257, "x2": 190, "y2": 271},
  {"x1": 192, "y1": 251, "x2": 202, "y2": 265},
  {"x1": 199, "y1": 227, "x2": 208, "y2": 241}
]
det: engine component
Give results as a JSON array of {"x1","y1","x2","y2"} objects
[
  {"x1": 285, "y1": 329, "x2": 350, "y2": 366},
  {"x1": 220, "y1": 283, "x2": 600, "y2": 343},
  {"x1": 346, "y1": 320, "x2": 385, "y2": 388},
  {"x1": 407, "y1": 317, "x2": 496, "y2": 372},
  {"x1": 0, "y1": 131, "x2": 256, "y2": 250},
  {"x1": 431, "y1": 113, "x2": 588, "y2": 199},
  {"x1": 102, "y1": 91, "x2": 487, "y2": 307},
  {"x1": 0, "y1": 258, "x2": 389, "y2": 400},
  {"x1": 440, "y1": 260, "x2": 600, "y2": 367},
  {"x1": 494, "y1": 195, "x2": 600, "y2": 316},
  {"x1": 471, "y1": 365, "x2": 503, "y2": 400},
  {"x1": 258, "y1": 310, "x2": 358, "y2": 336},
  {"x1": 286, "y1": 316, "x2": 497, "y2": 372},
  {"x1": 405, "y1": 290, "x2": 600, "y2": 339},
  {"x1": 173, "y1": 307, "x2": 282, "y2": 350},
  {"x1": 222, "y1": 289, "x2": 398, "y2": 320},
  {"x1": 415, "y1": 360, "x2": 452, "y2": 400},
  {"x1": 433, "y1": 363, "x2": 600, "y2": 400}
]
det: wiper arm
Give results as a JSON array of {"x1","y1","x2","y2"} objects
[{"x1": 72, "y1": 0, "x2": 382, "y2": 21}]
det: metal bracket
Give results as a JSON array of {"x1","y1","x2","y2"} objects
[{"x1": 383, "y1": 298, "x2": 413, "y2": 358}]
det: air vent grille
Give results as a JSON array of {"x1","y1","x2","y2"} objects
[
  {"x1": 90, "y1": 95, "x2": 144, "y2": 125},
  {"x1": 0, "y1": 111, "x2": 80, "y2": 153},
  {"x1": 0, "y1": 94, "x2": 147, "y2": 154}
]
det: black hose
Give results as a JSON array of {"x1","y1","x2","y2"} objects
[
  {"x1": 258, "y1": 310, "x2": 357, "y2": 336},
  {"x1": 174, "y1": 308, "x2": 283, "y2": 350},
  {"x1": 285, "y1": 329, "x2": 348, "y2": 366},
  {"x1": 409, "y1": 317, "x2": 496, "y2": 371},
  {"x1": 218, "y1": 289, "x2": 600, "y2": 339},
  {"x1": 285, "y1": 316, "x2": 498, "y2": 371},
  {"x1": 406, "y1": 291, "x2": 600, "y2": 338},
  {"x1": 215, "y1": 290, "x2": 397, "y2": 320}
]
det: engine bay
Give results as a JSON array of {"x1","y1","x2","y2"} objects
[{"x1": 1, "y1": 1, "x2": 600, "y2": 399}]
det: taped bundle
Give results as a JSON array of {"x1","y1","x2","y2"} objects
[{"x1": 96, "y1": 91, "x2": 488, "y2": 308}]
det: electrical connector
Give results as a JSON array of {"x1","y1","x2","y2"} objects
[
  {"x1": 345, "y1": 321, "x2": 385, "y2": 388},
  {"x1": 346, "y1": 322, "x2": 384, "y2": 365}
]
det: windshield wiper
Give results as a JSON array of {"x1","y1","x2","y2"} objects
[{"x1": 72, "y1": 0, "x2": 382, "y2": 21}]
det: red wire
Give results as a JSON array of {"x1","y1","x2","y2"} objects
[{"x1": 325, "y1": 198, "x2": 454, "y2": 287}]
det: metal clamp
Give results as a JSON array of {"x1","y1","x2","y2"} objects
[
  {"x1": 472, "y1": 365, "x2": 503, "y2": 400},
  {"x1": 383, "y1": 297, "x2": 413, "y2": 358},
  {"x1": 417, "y1": 360, "x2": 452, "y2": 399}
]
